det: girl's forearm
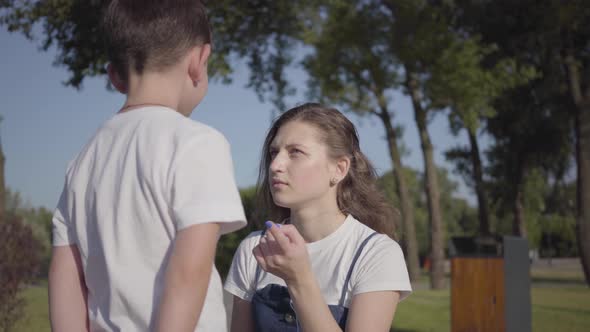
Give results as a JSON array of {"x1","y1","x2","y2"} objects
[{"x1": 287, "y1": 272, "x2": 342, "y2": 332}]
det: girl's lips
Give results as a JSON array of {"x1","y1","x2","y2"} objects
[
  {"x1": 271, "y1": 179, "x2": 288, "y2": 188},
  {"x1": 271, "y1": 178, "x2": 287, "y2": 185}
]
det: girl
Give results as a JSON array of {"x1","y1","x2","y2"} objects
[{"x1": 225, "y1": 103, "x2": 411, "y2": 331}]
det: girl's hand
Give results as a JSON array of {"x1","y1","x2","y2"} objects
[{"x1": 252, "y1": 221, "x2": 312, "y2": 284}]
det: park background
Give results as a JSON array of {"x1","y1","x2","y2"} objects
[{"x1": 0, "y1": 1, "x2": 588, "y2": 331}]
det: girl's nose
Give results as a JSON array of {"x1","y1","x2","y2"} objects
[{"x1": 270, "y1": 153, "x2": 285, "y2": 173}]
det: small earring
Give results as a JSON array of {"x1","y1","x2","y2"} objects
[
  {"x1": 330, "y1": 178, "x2": 338, "y2": 186},
  {"x1": 193, "y1": 79, "x2": 200, "y2": 87}
]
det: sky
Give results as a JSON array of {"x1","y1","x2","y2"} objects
[{"x1": 0, "y1": 27, "x2": 477, "y2": 210}]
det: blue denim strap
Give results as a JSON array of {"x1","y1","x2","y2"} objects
[{"x1": 338, "y1": 231, "x2": 379, "y2": 306}]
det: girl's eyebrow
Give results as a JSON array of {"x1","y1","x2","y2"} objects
[
  {"x1": 270, "y1": 143, "x2": 308, "y2": 150},
  {"x1": 286, "y1": 143, "x2": 307, "y2": 150}
]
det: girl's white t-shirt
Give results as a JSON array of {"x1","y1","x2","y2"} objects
[
  {"x1": 224, "y1": 215, "x2": 412, "y2": 307},
  {"x1": 52, "y1": 106, "x2": 246, "y2": 332}
]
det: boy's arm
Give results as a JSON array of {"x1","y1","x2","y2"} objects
[
  {"x1": 155, "y1": 222, "x2": 221, "y2": 332},
  {"x1": 49, "y1": 244, "x2": 89, "y2": 332}
]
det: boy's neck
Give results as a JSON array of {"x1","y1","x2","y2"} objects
[{"x1": 123, "y1": 70, "x2": 189, "y2": 116}]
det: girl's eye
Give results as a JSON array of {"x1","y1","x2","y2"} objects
[
  {"x1": 269, "y1": 150, "x2": 278, "y2": 158},
  {"x1": 290, "y1": 149, "x2": 303, "y2": 156}
]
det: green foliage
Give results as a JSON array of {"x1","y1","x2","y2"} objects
[
  {"x1": 4, "y1": 188, "x2": 52, "y2": 278},
  {"x1": 0, "y1": 0, "x2": 108, "y2": 88},
  {"x1": 378, "y1": 167, "x2": 478, "y2": 258},
  {"x1": 491, "y1": 169, "x2": 577, "y2": 253},
  {"x1": 0, "y1": 215, "x2": 43, "y2": 332},
  {"x1": 0, "y1": 0, "x2": 306, "y2": 110},
  {"x1": 428, "y1": 37, "x2": 537, "y2": 135},
  {"x1": 207, "y1": 0, "x2": 309, "y2": 111},
  {"x1": 303, "y1": 0, "x2": 398, "y2": 114}
]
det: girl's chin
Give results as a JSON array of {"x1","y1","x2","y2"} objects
[
  {"x1": 272, "y1": 196, "x2": 295, "y2": 209},
  {"x1": 272, "y1": 200, "x2": 291, "y2": 209}
]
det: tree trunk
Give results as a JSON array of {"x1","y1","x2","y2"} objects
[
  {"x1": 406, "y1": 70, "x2": 446, "y2": 289},
  {"x1": 513, "y1": 177, "x2": 527, "y2": 238},
  {"x1": 0, "y1": 136, "x2": 5, "y2": 221},
  {"x1": 564, "y1": 51, "x2": 590, "y2": 286},
  {"x1": 467, "y1": 129, "x2": 490, "y2": 235},
  {"x1": 377, "y1": 107, "x2": 421, "y2": 282},
  {"x1": 575, "y1": 106, "x2": 590, "y2": 287}
]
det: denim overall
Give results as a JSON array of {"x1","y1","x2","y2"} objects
[{"x1": 251, "y1": 231, "x2": 379, "y2": 332}]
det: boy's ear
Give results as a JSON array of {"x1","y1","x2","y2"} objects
[
  {"x1": 188, "y1": 44, "x2": 211, "y2": 84},
  {"x1": 107, "y1": 63, "x2": 128, "y2": 94}
]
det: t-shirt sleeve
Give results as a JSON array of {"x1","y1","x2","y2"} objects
[
  {"x1": 352, "y1": 236, "x2": 412, "y2": 301},
  {"x1": 169, "y1": 132, "x2": 247, "y2": 234},
  {"x1": 52, "y1": 182, "x2": 75, "y2": 246},
  {"x1": 224, "y1": 233, "x2": 260, "y2": 301}
]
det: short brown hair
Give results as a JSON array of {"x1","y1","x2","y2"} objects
[
  {"x1": 257, "y1": 103, "x2": 399, "y2": 239},
  {"x1": 102, "y1": 0, "x2": 212, "y2": 82}
]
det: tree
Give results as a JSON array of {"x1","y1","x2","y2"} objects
[
  {"x1": 0, "y1": 115, "x2": 5, "y2": 219},
  {"x1": 0, "y1": 0, "x2": 305, "y2": 112},
  {"x1": 559, "y1": 0, "x2": 590, "y2": 288},
  {"x1": 486, "y1": 83, "x2": 573, "y2": 239},
  {"x1": 0, "y1": 0, "x2": 446, "y2": 288},
  {"x1": 539, "y1": 179, "x2": 578, "y2": 259},
  {"x1": 379, "y1": 0, "x2": 460, "y2": 289},
  {"x1": 451, "y1": 0, "x2": 588, "y2": 284},
  {"x1": 379, "y1": 166, "x2": 478, "y2": 261},
  {"x1": 302, "y1": 0, "x2": 421, "y2": 281},
  {"x1": 428, "y1": 36, "x2": 536, "y2": 236},
  {"x1": 305, "y1": 0, "x2": 453, "y2": 289}
]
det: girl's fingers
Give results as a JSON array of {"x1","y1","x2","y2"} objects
[
  {"x1": 267, "y1": 223, "x2": 290, "y2": 250},
  {"x1": 265, "y1": 230, "x2": 276, "y2": 242},
  {"x1": 259, "y1": 236, "x2": 271, "y2": 257},
  {"x1": 264, "y1": 222, "x2": 284, "y2": 255}
]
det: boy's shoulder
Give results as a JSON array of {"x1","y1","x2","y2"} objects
[
  {"x1": 140, "y1": 107, "x2": 227, "y2": 143},
  {"x1": 118, "y1": 106, "x2": 231, "y2": 152},
  {"x1": 65, "y1": 107, "x2": 230, "y2": 177},
  {"x1": 172, "y1": 115, "x2": 228, "y2": 149}
]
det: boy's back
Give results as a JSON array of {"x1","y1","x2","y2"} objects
[
  {"x1": 49, "y1": 2, "x2": 247, "y2": 331},
  {"x1": 52, "y1": 106, "x2": 246, "y2": 331}
]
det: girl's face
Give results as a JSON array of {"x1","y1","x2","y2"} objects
[{"x1": 268, "y1": 121, "x2": 338, "y2": 209}]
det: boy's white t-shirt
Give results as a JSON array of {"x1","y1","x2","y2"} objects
[
  {"x1": 224, "y1": 215, "x2": 412, "y2": 307},
  {"x1": 52, "y1": 106, "x2": 247, "y2": 332}
]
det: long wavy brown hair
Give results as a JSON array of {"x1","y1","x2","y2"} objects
[{"x1": 256, "y1": 103, "x2": 399, "y2": 239}]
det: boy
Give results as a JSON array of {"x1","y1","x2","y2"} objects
[{"x1": 48, "y1": 1, "x2": 247, "y2": 331}]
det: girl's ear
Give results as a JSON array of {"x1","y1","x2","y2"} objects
[
  {"x1": 107, "y1": 63, "x2": 128, "y2": 94},
  {"x1": 333, "y1": 156, "x2": 351, "y2": 183}
]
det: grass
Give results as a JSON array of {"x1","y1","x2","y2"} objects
[
  {"x1": 394, "y1": 288, "x2": 451, "y2": 332},
  {"x1": 393, "y1": 286, "x2": 590, "y2": 332},
  {"x1": 391, "y1": 260, "x2": 589, "y2": 332},
  {"x1": 12, "y1": 260, "x2": 590, "y2": 332},
  {"x1": 531, "y1": 287, "x2": 590, "y2": 331},
  {"x1": 12, "y1": 283, "x2": 50, "y2": 332}
]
